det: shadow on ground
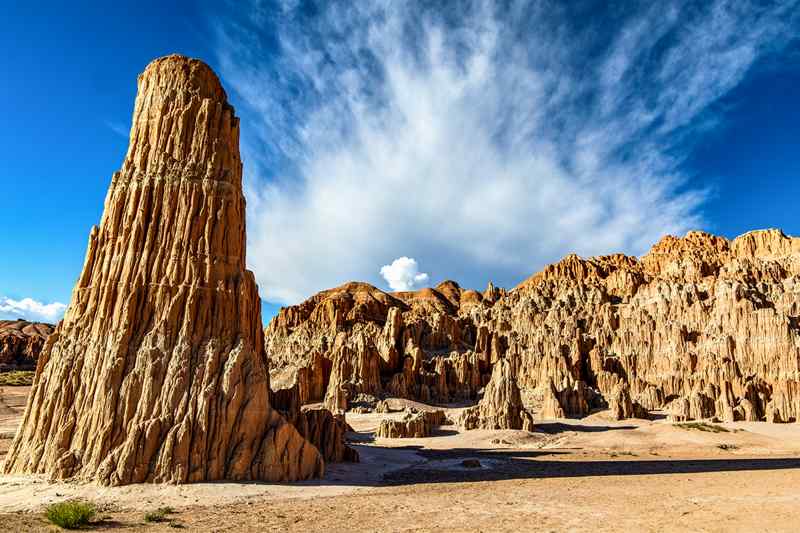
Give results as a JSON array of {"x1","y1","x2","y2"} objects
[
  {"x1": 533, "y1": 422, "x2": 637, "y2": 434},
  {"x1": 179, "y1": 429, "x2": 800, "y2": 490},
  {"x1": 379, "y1": 445, "x2": 800, "y2": 485}
]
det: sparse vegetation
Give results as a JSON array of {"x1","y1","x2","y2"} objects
[
  {"x1": 676, "y1": 422, "x2": 730, "y2": 433},
  {"x1": 0, "y1": 370, "x2": 34, "y2": 386},
  {"x1": 144, "y1": 506, "x2": 174, "y2": 523},
  {"x1": 45, "y1": 500, "x2": 96, "y2": 529},
  {"x1": 609, "y1": 450, "x2": 637, "y2": 457},
  {"x1": 717, "y1": 443, "x2": 739, "y2": 451}
]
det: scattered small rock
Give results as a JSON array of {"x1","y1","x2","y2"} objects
[{"x1": 461, "y1": 459, "x2": 481, "y2": 468}]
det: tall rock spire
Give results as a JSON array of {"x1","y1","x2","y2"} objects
[{"x1": 3, "y1": 55, "x2": 324, "y2": 485}]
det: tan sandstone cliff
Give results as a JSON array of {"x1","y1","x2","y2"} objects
[
  {"x1": 2, "y1": 55, "x2": 323, "y2": 485},
  {"x1": 266, "y1": 280, "x2": 499, "y2": 419},
  {"x1": 265, "y1": 229, "x2": 800, "y2": 426},
  {"x1": 506, "y1": 229, "x2": 800, "y2": 423}
]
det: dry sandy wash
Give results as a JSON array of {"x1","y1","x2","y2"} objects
[{"x1": 2, "y1": 387, "x2": 800, "y2": 532}]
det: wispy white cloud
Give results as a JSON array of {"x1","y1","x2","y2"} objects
[
  {"x1": 213, "y1": 0, "x2": 799, "y2": 304},
  {"x1": 0, "y1": 296, "x2": 66, "y2": 323},
  {"x1": 380, "y1": 257, "x2": 429, "y2": 291},
  {"x1": 105, "y1": 120, "x2": 129, "y2": 139}
]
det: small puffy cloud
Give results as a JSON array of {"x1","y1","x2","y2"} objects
[
  {"x1": 0, "y1": 297, "x2": 67, "y2": 323},
  {"x1": 380, "y1": 257, "x2": 429, "y2": 291}
]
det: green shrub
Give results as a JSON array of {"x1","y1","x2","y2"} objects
[
  {"x1": 0, "y1": 370, "x2": 35, "y2": 386},
  {"x1": 45, "y1": 500, "x2": 96, "y2": 529},
  {"x1": 144, "y1": 506, "x2": 174, "y2": 523},
  {"x1": 677, "y1": 422, "x2": 730, "y2": 433}
]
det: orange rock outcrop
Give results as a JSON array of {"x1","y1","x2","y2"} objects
[
  {"x1": 2, "y1": 55, "x2": 323, "y2": 485},
  {"x1": 266, "y1": 280, "x2": 491, "y2": 416},
  {"x1": 266, "y1": 229, "x2": 800, "y2": 425},
  {"x1": 0, "y1": 320, "x2": 54, "y2": 370},
  {"x1": 506, "y1": 229, "x2": 800, "y2": 423}
]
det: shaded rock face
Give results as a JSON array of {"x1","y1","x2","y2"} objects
[
  {"x1": 0, "y1": 320, "x2": 54, "y2": 370},
  {"x1": 3, "y1": 55, "x2": 323, "y2": 485},
  {"x1": 607, "y1": 383, "x2": 648, "y2": 421},
  {"x1": 270, "y1": 382, "x2": 359, "y2": 463},
  {"x1": 292, "y1": 408, "x2": 359, "y2": 464},
  {"x1": 267, "y1": 229, "x2": 800, "y2": 424}
]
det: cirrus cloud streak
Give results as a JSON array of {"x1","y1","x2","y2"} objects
[{"x1": 214, "y1": 0, "x2": 798, "y2": 303}]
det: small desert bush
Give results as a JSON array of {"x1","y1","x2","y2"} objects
[
  {"x1": 677, "y1": 422, "x2": 730, "y2": 433},
  {"x1": 45, "y1": 500, "x2": 96, "y2": 529},
  {"x1": 609, "y1": 450, "x2": 637, "y2": 457},
  {"x1": 144, "y1": 506, "x2": 174, "y2": 523},
  {"x1": 0, "y1": 370, "x2": 35, "y2": 386}
]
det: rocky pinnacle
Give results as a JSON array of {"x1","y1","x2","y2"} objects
[{"x1": 2, "y1": 55, "x2": 324, "y2": 485}]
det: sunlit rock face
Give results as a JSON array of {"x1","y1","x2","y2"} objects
[
  {"x1": 267, "y1": 229, "x2": 800, "y2": 426},
  {"x1": 3, "y1": 55, "x2": 323, "y2": 485}
]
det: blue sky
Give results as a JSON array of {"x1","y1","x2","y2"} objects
[{"x1": 1, "y1": 0, "x2": 798, "y2": 324}]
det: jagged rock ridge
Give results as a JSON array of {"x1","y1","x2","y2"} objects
[
  {"x1": 0, "y1": 320, "x2": 54, "y2": 371},
  {"x1": 266, "y1": 229, "x2": 800, "y2": 425},
  {"x1": 507, "y1": 229, "x2": 800, "y2": 423},
  {"x1": 3, "y1": 55, "x2": 324, "y2": 485},
  {"x1": 266, "y1": 280, "x2": 502, "y2": 420}
]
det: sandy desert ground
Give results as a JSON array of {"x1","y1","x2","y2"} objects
[{"x1": 2, "y1": 386, "x2": 800, "y2": 532}]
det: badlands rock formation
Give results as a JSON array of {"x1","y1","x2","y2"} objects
[
  {"x1": 266, "y1": 229, "x2": 800, "y2": 425},
  {"x1": 0, "y1": 320, "x2": 54, "y2": 370},
  {"x1": 507, "y1": 229, "x2": 800, "y2": 423},
  {"x1": 270, "y1": 384, "x2": 359, "y2": 463},
  {"x1": 291, "y1": 408, "x2": 359, "y2": 463},
  {"x1": 376, "y1": 409, "x2": 446, "y2": 439},
  {"x1": 459, "y1": 358, "x2": 533, "y2": 430},
  {"x1": 3, "y1": 55, "x2": 324, "y2": 485},
  {"x1": 266, "y1": 281, "x2": 494, "y2": 416}
]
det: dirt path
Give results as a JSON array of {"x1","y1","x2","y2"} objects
[
  {"x1": 3, "y1": 454, "x2": 800, "y2": 532},
  {"x1": 0, "y1": 386, "x2": 28, "y2": 460}
]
